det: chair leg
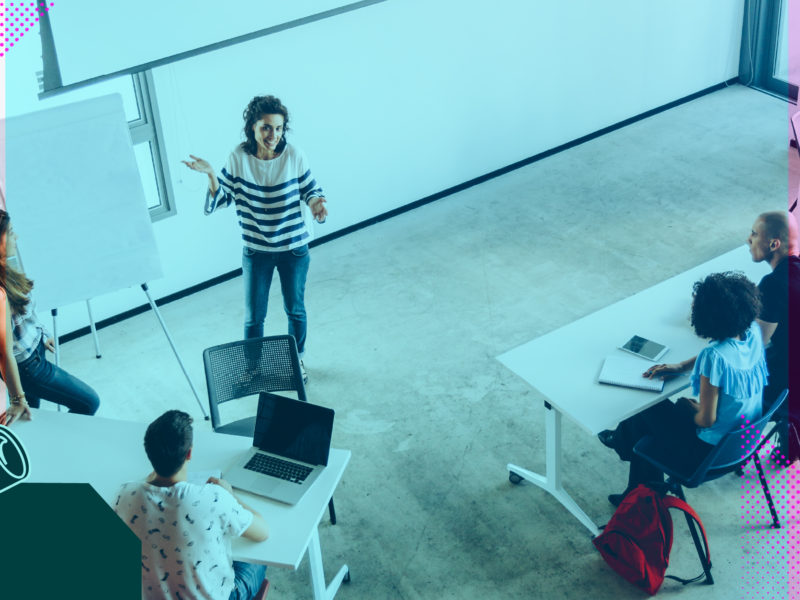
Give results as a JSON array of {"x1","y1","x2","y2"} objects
[
  {"x1": 328, "y1": 498, "x2": 337, "y2": 525},
  {"x1": 753, "y1": 453, "x2": 781, "y2": 529},
  {"x1": 674, "y1": 487, "x2": 714, "y2": 585}
]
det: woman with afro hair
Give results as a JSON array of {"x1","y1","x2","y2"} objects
[{"x1": 598, "y1": 271, "x2": 768, "y2": 506}]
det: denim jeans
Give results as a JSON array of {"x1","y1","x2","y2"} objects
[
  {"x1": 16, "y1": 338, "x2": 100, "y2": 414},
  {"x1": 242, "y1": 245, "x2": 310, "y2": 357},
  {"x1": 229, "y1": 561, "x2": 267, "y2": 600}
]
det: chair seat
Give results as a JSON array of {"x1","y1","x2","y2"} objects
[
  {"x1": 214, "y1": 416, "x2": 257, "y2": 438},
  {"x1": 633, "y1": 436, "x2": 713, "y2": 487}
]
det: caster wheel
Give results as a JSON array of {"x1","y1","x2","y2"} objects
[
  {"x1": 509, "y1": 471, "x2": 523, "y2": 485},
  {"x1": 343, "y1": 570, "x2": 351, "y2": 583}
]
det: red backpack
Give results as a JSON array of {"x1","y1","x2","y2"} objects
[{"x1": 592, "y1": 485, "x2": 710, "y2": 595}]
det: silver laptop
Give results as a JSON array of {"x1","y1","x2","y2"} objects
[{"x1": 224, "y1": 392, "x2": 335, "y2": 505}]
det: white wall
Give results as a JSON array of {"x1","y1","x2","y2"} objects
[{"x1": 5, "y1": 0, "x2": 745, "y2": 335}]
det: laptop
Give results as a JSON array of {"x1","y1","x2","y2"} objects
[{"x1": 224, "y1": 392, "x2": 335, "y2": 505}]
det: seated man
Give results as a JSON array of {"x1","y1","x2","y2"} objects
[
  {"x1": 114, "y1": 410, "x2": 269, "y2": 600},
  {"x1": 747, "y1": 210, "x2": 800, "y2": 458}
]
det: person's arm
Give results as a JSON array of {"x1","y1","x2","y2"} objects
[
  {"x1": 182, "y1": 155, "x2": 218, "y2": 193},
  {"x1": 756, "y1": 318, "x2": 778, "y2": 346},
  {"x1": 207, "y1": 477, "x2": 269, "y2": 542},
  {"x1": 182, "y1": 154, "x2": 237, "y2": 216},
  {"x1": 297, "y1": 149, "x2": 327, "y2": 223},
  {"x1": 643, "y1": 355, "x2": 697, "y2": 380},
  {"x1": 1, "y1": 297, "x2": 31, "y2": 425},
  {"x1": 693, "y1": 375, "x2": 720, "y2": 428},
  {"x1": 235, "y1": 498, "x2": 269, "y2": 542}
]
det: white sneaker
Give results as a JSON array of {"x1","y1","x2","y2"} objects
[{"x1": 300, "y1": 360, "x2": 308, "y2": 385}]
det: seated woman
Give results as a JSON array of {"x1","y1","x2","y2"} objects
[
  {"x1": 0, "y1": 210, "x2": 100, "y2": 420},
  {"x1": 0, "y1": 289, "x2": 28, "y2": 425},
  {"x1": 598, "y1": 271, "x2": 767, "y2": 506}
]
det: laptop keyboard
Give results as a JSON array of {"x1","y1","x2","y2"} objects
[{"x1": 244, "y1": 453, "x2": 312, "y2": 484}]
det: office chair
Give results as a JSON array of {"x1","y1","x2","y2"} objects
[
  {"x1": 790, "y1": 111, "x2": 800, "y2": 212},
  {"x1": 633, "y1": 389, "x2": 789, "y2": 585},
  {"x1": 203, "y1": 335, "x2": 337, "y2": 525}
]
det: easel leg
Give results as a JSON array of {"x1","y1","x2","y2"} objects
[
  {"x1": 85, "y1": 300, "x2": 102, "y2": 358},
  {"x1": 140, "y1": 284, "x2": 209, "y2": 420}
]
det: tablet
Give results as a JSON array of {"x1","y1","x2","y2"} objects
[{"x1": 619, "y1": 335, "x2": 668, "y2": 362}]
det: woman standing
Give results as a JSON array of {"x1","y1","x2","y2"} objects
[
  {"x1": 0, "y1": 285, "x2": 28, "y2": 426},
  {"x1": 0, "y1": 210, "x2": 100, "y2": 419},
  {"x1": 184, "y1": 96, "x2": 327, "y2": 383},
  {"x1": 598, "y1": 271, "x2": 768, "y2": 506}
]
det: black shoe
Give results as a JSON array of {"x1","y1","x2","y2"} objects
[
  {"x1": 598, "y1": 429, "x2": 617, "y2": 450},
  {"x1": 608, "y1": 493, "x2": 625, "y2": 508}
]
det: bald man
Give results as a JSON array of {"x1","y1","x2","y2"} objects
[{"x1": 747, "y1": 211, "x2": 800, "y2": 458}]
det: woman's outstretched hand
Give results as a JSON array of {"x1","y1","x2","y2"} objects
[{"x1": 181, "y1": 155, "x2": 215, "y2": 177}]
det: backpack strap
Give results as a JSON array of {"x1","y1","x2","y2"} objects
[{"x1": 661, "y1": 494, "x2": 712, "y2": 585}]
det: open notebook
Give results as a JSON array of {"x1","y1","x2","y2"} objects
[{"x1": 598, "y1": 354, "x2": 664, "y2": 392}]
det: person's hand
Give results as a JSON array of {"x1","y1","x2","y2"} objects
[
  {"x1": 4, "y1": 398, "x2": 32, "y2": 426},
  {"x1": 310, "y1": 197, "x2": 327, "y2": 222},
  {"x1": 207, "y1": 476, "x2": 235, "y2": 495},
  {"x1": 181, "y1": 155, "x2": 215, "y2": 177},
  {"x1": 643, "y1": 363, "x2": 685, "y2": 380},
  {"x1": 44, "y1": 337, "x2": 56, "y2": 353}
]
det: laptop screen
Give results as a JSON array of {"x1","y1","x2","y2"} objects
[{"x1": 253, "y1": 393, "x2": 334, "y2": 466}]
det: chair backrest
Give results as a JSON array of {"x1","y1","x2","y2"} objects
[
  {"x1": 203, "y1": 335, "x2": 307, "y2": 429},
  {"x1": 685, "y1": 389, "x2": 789, "y2": 486}
]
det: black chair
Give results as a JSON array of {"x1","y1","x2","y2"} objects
[
  {"x1": 203, "y1": 335, "x2": 337, "y2": 524},
  {"x1": 633, "y1": 389, "x2": 789, "y2": 585}
]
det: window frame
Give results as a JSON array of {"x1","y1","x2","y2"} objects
[
  {"x1": 747, "y1": 0, "x2": 797, "y2": 101},
  {"x1": 129, "y1": 71, "x2": 176, "y2": 221}
]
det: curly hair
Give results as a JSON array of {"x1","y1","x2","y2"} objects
[
  {"x1": 0, "y1": 209, "x2": 34, "y2": 315},
  {"x1": 690, "y1": 271, "x2": 761, "y2": 341},
  {"x1": 144, "y1": 410, "x2": 194, "y2": 478},
  {"x1": 240, "y1": 95, "x2": 290, "y2": 157}
]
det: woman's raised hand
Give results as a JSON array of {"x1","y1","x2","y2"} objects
[{"x1": 181, "y1": 155, "x2": 215, "y2": 177}]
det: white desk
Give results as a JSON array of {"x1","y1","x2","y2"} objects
[
  {"x1": 12, "y1": 410, "x2": 351, "y2": 600},
  {"x1": 498, "y1": 245, "x2": 770, "y2": 536}
]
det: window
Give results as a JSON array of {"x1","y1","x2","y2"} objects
[
  {"x1": 745, "y1": 0, "x2": 797, "y2": 100},
  {"x1": 28, "y1": 70, "x2": 175, "y2": 220}
]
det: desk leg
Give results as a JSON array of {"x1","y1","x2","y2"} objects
[
  {"x1": 507, "y1": 402, "x2": 600, "y2": 536},
  {"x1": 308, "y1": 528, "x2": 349, "y2": 600}
]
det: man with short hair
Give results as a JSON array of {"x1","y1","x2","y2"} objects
[
  {"x1": 114, "y1": 410, "x2": 269, "y2": 600},
  {"x1": 747, "y1": 210, "x2": 800, "y2": 458}
]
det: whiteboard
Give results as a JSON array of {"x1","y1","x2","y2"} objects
[{"x1": 3, "y1": 94, "x2": 163, "y2": 311}]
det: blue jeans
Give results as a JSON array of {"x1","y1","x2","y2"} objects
[
  {"x1": 242, "y1": 245, "x2": 310, "y2": 357},
  {"x1": 16, "y1": 338, "x2": 100, "y2": 414},
  {"x1": 229, "y1": 561, "x2": 267, "y2": 600}
]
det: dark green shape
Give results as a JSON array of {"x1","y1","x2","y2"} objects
[{"x1": 0, "y1": 483, "x2": 140, "y2": 599}]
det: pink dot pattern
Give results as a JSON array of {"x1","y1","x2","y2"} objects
[
  {"x1": 739, "y1": 417, "x2": 798, "y2": 598},
  {"x1": 0, "y1": 2, "x2": 55, "y2": 57}
]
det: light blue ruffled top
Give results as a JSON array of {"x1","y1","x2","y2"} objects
[{"x1": 690, "y1": 321, "x2": 768, "y2": 445}]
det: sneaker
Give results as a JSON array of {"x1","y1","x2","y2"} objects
[
  {"x1": 597, "y1": 429, "x2": 618, "y2": 450},
  {"x1": 300, "y1": 360, "x2": 308, "y2": 385}
]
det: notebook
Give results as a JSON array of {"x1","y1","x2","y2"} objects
[
  {"x1": 598, "y1": 354, "x2": 665, "y2": 392},
  {"x1": 224, "y1": 392, "x2": 335, "y2": 505}
]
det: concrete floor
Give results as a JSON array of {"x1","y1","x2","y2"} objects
[{"x1": 52, "y1": 84, "x2": 792, "y2": 599}]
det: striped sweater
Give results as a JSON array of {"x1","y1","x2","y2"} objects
[{"x1": 205, "y1": 143, "x2": 325, "y2": 252}]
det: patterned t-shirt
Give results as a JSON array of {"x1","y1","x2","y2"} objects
[
  {"x1": 114, "y1": 481, "x2": 253, "y2": 600},
  {"x1": 204, "y1": 143, "x2": 325, "y2": 252}
]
